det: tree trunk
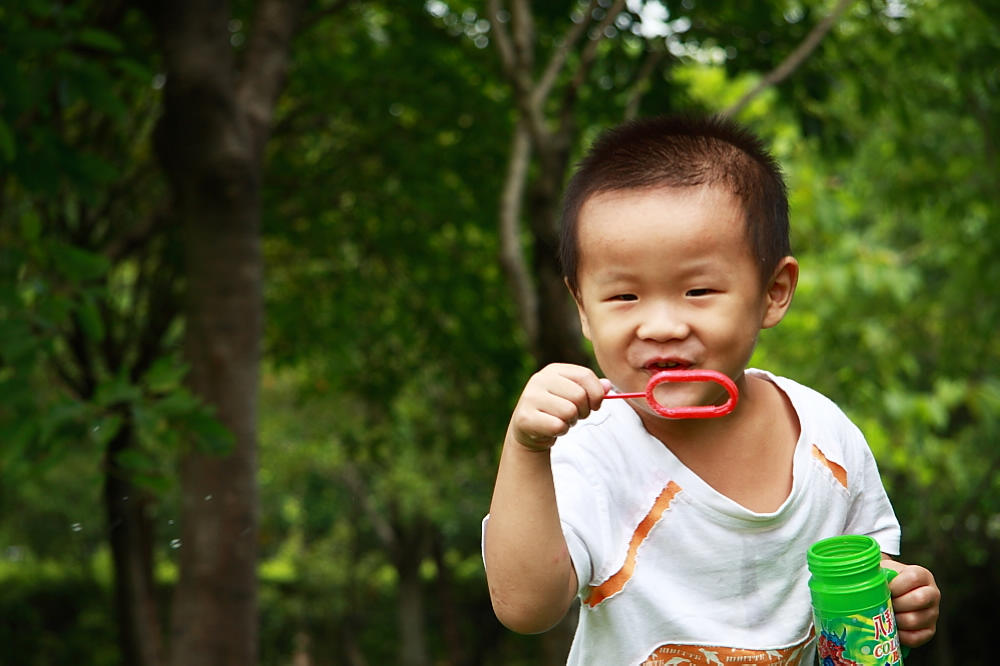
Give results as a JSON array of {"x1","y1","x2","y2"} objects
[
  {"x1": 169, "y1": 211, "x2": 262, "y2": 666},
  {"x1": 341, "y1": 622, "x2": 369, "y2": 666},
  {"x1": 144, "y1": 1, "x2": 304, "y2": 664},
  {"x1": 393, "y1": 523, "x2": 430, "y2": 666},
  {"x1": 104, "y1": 422, "x2": 165, "y2": 666},
  {"x1": 526, "y1": 143, "x2": 590, "y2": 368},
  {"x1": 153, "y1": 12, "x2": 263, "y2": 660},
  {"x1": 397, "y1": 557, "x2": 430, "y2": 666},
  {"x1": 431, "y1": 536, "x2": 466, "y2": 666},
  {"x1": 169, "y1": 152, "x2": 263, "y2": 666}
]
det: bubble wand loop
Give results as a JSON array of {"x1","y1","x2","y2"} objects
[{"x1": 603, "y1": 369, "x2": 738, "y2": 419}]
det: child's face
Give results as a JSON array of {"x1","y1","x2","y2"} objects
[{"x1": 572, "y1": 184, "x2": 793, "y2": 419}]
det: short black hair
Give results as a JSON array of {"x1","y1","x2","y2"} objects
[{"x1": 560, "y1": 114, "x2": 790, "y2": 292}]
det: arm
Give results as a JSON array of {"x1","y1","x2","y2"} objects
[
  {"x1": 484, "y1": 363, "x2": 608, "y2": 633},
  {"x1": 882, "y1": 556, "x2": 941, "y2": 648}
]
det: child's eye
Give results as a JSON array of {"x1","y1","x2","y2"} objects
[
  {"x1": 610, "y1": 293, "x2": 638, "y2": 302},
  {"x1": 686, "y1": 288, "x2": 714, "y2": 297}
]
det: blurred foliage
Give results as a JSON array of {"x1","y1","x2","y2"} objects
[
  {"x1": 0, "y1": 561, "x2": 119, "y2": 666},
  {"x1": 0, "y1": 1, "x2": 997, "y2": 664}
]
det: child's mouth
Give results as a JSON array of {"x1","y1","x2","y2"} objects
[{"x1": 647, "y1": 360, "x2": 690, "y2": 371}]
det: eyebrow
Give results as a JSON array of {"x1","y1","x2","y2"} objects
[
  {"x1": 587, "y1": 269, "x2": 639, "y2": 286},
  {"x1": 594, "y1": 258, "x2": 727, "y2": 281}
]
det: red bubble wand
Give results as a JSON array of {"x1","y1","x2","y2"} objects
[{"x1": 603, "y1": 369, "x2": 738, "y2": 419}]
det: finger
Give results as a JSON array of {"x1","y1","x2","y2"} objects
[
  {"x1": 522, "y1": 383, "x2": 592, "y2": 433},
  {"x1": 581, "y1": 374, "x2": 610, "y2": 412},
  {"x1": 892, "y1": 583, "x2": 940, "y2": 614},
  {"x1": 553, "y1": 364, "x2": 605, "y2": 400},
  {"x1": 512, "y1": 400, "x2": 584, "y2": 448},
  {"x1": 513, "y1": 364, "x2": 605, "y2": 445},
  {"x1": 898, "y1": 625, "x2": 936, "y2": 649},
  {"x1": 886, "y1": 562, "x2": 933, "y2": 595},
  {"x1": 895, "y1": 605, "x2": 939, "y2": 633},
  {"x1": 546, "y1": 367, "x2": 604, "y2": 418},
  {"x1": 514, "y1": 412, "x2": 573, "y2": 449}
]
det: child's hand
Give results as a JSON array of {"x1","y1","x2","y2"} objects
[
  {"x1": 883, "y1": 559, "x2": 940, "y2": 648},
  {"x1": 509, "y1": 363, "x2": 610, "y2": 452}
]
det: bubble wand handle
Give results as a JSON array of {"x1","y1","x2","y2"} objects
[{"x1": 603, "y1": 369, "x2": 738, "y2": 419}]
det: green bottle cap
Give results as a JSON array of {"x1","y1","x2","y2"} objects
[{"x1": 807, "y1": 535, "x2": 889, "y2": 615}]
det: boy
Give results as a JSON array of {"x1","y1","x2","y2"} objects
[{"x1": 483, "y1": 115, "x2": 939, "y2": 664}]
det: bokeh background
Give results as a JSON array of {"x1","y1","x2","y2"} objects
[{"x1": 1, "y1": 1, "x2": 996, "y2": 664}]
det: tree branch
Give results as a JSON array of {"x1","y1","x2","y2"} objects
[
  {"x1": 559, "y1": 0, "x2": 627, "y2": 122},
  {"x1": 237, "y1": 0, "x2": 308, "y2": 161},
  {"x1": 490, "y1": 0, "x2": 550, "y2": 148},
  {"x1": 722, "y1": 0, "x2": 855, "y2": 119},
  {"x1": 510, "y1": 0, "x2": 534, "y2": 73},
  {"x1": 535, "y1": 0, "x2": 598, "y2": 107},
  {"x1": 497, "y1": 120, "x2": 538, "y2": 351},
  {"x1": 300, "y1": 0, "x2": 353, "y2": 31},
  {"x1": 488, "y1": 0, "x2": 533, "y2": 98},
  {"x1": 624, "y1": 45, "x2": 669, "y2": 121},
  {"x1": 488, "y1": 0, "x2": 517, "y2": 79},
  {"x1": 339, "y1": 463, "x2": 397, "y2": 550}
]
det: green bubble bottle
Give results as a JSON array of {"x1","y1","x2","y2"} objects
[{"x1": 807, "y1": 535, "x2": 904, "y2": 665}]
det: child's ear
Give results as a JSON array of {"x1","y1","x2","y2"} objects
[
  {"x1": 762, "y1": 256, "x2": 799, "y2": 329},
  {"x1": 565, "y1": 277, "x2": 592, "y2": 340}
]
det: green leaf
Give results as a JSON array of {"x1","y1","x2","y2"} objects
[
  {"x1": 187, "y1": 410, "x2": 235, "y2": 455},
  {"x1": 88, "y1": 413, "x2": 123, "y2": 446},
  {"x1": 114, "y1": 448, "x2": 156, "y2": 472},
  {"x1": 76, "y1": 28, "x2": 124, "y2": 53},
  {"x1": 18, "y1": 209, "x2": 41, "y2": 242},
  {"x1": 143, "y1": 356, "x2": 189, "y2": 393},
  {"x1": 0, "y1": 118, "x2": 15, "y2": 162},
  {"x1": 131, "y1": 403, "x2": 157, "y2": 438},
  {"x1": 76, "y1": 292, "x2": 105, "y2": 341},
  {"x1": 0, "y1": 319, "x2": 38, "y2": 363},
  {"x1": 113, "y1": 56, "x2": 154, "y2": 83},
  {"x1": 38, "y1": 399, "x2": 88, "y2": 443},
  {"x1": 47, "y1": 241, "x2": 110, "y2": 281},
  {"x1": 95, "y1": 376, "x2": 141, "y2": 407},
  {"x1": 131, "y1": 472, "x2": 172, "y2": 494},
  {"x1": 151, "y1": 389, "x2": 201, "y2": 416}
]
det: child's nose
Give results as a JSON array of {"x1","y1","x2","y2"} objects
[{"x1": 636, "y1": 304, "x2": 690, "y2": 341}]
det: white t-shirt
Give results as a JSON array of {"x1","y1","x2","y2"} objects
[{"x1": 550, "y1": 370, "x2": 900, "y2": 665}]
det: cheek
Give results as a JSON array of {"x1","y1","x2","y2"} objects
[
  {"x1": 705, "y1": 307, "x2": 761, "y2": 348},
  {"x1": 586, "y1": 315, "x2": 634, "y2": 355},
  {"x1": 574, "y1": 299, "x2": 594, "y2": 340},
  {"x1": 578, "y1": 313, "x2": 592, "y2": 340}
]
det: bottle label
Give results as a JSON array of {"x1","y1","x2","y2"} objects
[{"x1": 813, "y1": 601, "x2": 903, "y2": 665}]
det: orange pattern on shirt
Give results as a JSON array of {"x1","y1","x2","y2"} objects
[
  {"x1": 811, "y1": 444, "x2": 848, "y2": 489},
  {"x1": 641, "y1": 630, "x2": 813, "y2": 664},
  {"x1": 584, "y1": 480, "x2": 682, "y2": 607}
]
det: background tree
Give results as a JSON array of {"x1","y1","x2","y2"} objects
[
  {"x1": 259, "y1": 4, "x2": 525, "y2": 663},
  {"x1": 1, "y1": 1, "x2": 310, "y2": 665},
  {"x1": 142, "y1": 1, "x2": 308, "y2": 664},
  {"x1": 0, "y1": 5, "x2": 181, "y2": 665}
]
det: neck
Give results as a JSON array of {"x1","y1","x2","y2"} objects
[{"x1": 636, "y1": 371, "x2": 760, "y2": 451}]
